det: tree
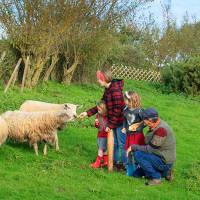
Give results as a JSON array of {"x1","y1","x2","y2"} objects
[{"x1": 0, "y1": 0, "x2": 152, "y2": 85}]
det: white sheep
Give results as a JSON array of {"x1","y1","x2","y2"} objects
[
  {"x1": 1, "y1": 110, "x2": 70, "y2": 155},
  {"x1": 19, "y1": 100, "x2": 78, "y2": 121},
  {"x1": 0, "y1": 116, "x2": 8, "y2": 146},
  {"x1": 19, "y1": 100, "x2": 79, "y2": 152}
]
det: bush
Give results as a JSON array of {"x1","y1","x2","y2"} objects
[
  {"x1": 161, "y1": 57, "x2": 200, "y2": 96},
  {"x1": 0, "y1": 39, "x2": 19, "y2": 83}
]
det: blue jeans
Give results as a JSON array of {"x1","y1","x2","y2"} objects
[
  {"x1": 113, "y1": 125, "x2": 127, "y2": 165},
  {"x1": 133, "y1": 151, "x2": 173, "y2": 179},
  {"x1": 126, "y1": 163, "x2": 137, "y2": 176},
  {"x1": 126, "y1": 151, "x2": 136, "y2": 176}
]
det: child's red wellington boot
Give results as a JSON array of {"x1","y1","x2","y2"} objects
[{"x1": 90, "y1": 156, "x2": 103, "y2": 168}]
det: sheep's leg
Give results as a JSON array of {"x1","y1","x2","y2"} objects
[
  {"x1": 43, "y1": 143, "x2": 47, "y2": 155},
  {"x1": 55, "y1": 132, "x2": 59, "y2": 151},
  {"x1": 33, "y1": 143, "x2": 38, "y2": 156}
]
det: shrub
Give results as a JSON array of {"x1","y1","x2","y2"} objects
[
  {"x1": 0, "y1": 39, "x2": 19, "y2": 83},
  {"x1": 161, "y1": 57, "x2": 200, "y2": 96}
]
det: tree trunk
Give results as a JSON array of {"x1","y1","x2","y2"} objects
[
  {"x1": 25, "y1": 57, "x2": 34, "y2": 88},
  {"x1": 25, "y1": 67, "x2": 34, "y2": 88},
  {"x1": 63, "y1": 57, "x2": 79, "y2": 84},
  {"x1": 43, "y1": 55, "x2": 58, "y2": 82},
  {"x1": 30, "y1": 58, "x2": 45, "y2": 87},
  {"x1": 50, "y1": 68, "x2": 57, "y2": 81},
  {"x1": 21, "y1": 56, "x2": 30, "y2": 93}
]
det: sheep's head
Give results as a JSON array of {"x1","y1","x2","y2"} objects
[{"x1": 63, "y1": 103, "x2": 79, "y2": 121}]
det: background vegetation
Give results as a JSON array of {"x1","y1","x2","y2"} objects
[{"x1": 0, "y1": 0, "x2": 199, "y2": 95}]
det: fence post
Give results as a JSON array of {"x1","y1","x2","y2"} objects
[
  {"x1": 107, "y1": 129, "x2": 114, "y2": 172},
  {"x1": 4, "y1": 58, "x2": 22, "y2": 94},
  {"x1": 21, "y1": 56, "x2": 30, "y2": 94}
]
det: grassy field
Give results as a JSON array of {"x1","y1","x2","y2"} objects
[{"x1": 0, "y1": 80, "x2": 200, "y2": 200}]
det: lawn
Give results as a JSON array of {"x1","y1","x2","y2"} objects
[{"x1": 0, "y1": 80, "x2": 200, "y2": 200}]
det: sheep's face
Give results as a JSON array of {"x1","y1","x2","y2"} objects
[{"x1": 64, "y1": 103, "x2": 78, "y2": 121}]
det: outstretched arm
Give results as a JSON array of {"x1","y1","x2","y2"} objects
[{"x1": 79, "y1": 106, "x2": 98, "y2": 119}]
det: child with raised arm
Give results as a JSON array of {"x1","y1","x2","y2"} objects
[
  {"x1": 79, "y1": 68, "x2": 126, "y2": 171},
  {"x1": 91, "y1": 100, "x2": 108, "y2": 168},
  {"x1": 122, "y1": 91, "x2": 145, "y2": 176}
]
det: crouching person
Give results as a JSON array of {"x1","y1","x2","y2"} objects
[{"x1": 126, "y1": 108, "x2": 176, "y2": 186}]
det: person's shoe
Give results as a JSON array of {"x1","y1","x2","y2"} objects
[
  {"x1": 102, "y1": 155, "x2": 108, "y2": 166},
  {"x1": 115, "y1": 163, "x2": 126, "y2": 172},
  {"x1": 165, "y1": 168, "x2": 174, "y2": 181},
  {"x1": 90, "y1": 156, "x2": 103, "y2": 168},
  {"x1": 145, "y1": 179, "x2": 162, "y2": 186},
  {"x1": 120, "y1": 164, "x2": 126, "y2": 171},
  {"x1": 114, "y1": 162, "x2": 121, "y2": 171}
]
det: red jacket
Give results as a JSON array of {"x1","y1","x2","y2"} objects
[
  {"x1": 95, "y1": 114, "x2": 108, "y2": 138},
  {"x1": 87, "y1": 79, "x2": 125, "y2": 129}
]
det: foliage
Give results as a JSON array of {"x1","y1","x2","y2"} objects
[
  {"x1": 0, "y1": 39, "x2": 18, "y2": 82},
  {"x1": 0, "y1": 1, "x2": 200, "y2": 89},
  {"x1": 108, "y1": 25, "x2": 147, "y2": 68},
  {"x1": 161, "y1": 57, "x2": 200, "y2": 96},
  {"x1": 0, "y1": 0, "x2": 151, "y2": 85}
]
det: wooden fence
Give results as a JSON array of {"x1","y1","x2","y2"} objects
[{"x1": 111, "y1": 65, "x2": 161, "y2": 83}]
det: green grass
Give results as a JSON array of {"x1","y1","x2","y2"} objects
[{"x1": 0, "y1": 80, "x2": 200, "y2": 200}]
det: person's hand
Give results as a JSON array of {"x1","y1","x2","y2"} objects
[
  {"x1": 126, "y1": 146, "x2": 132, "y2": 157},
  {"x1": 105, "y1": 127, "x2": 111, "y2": 133},
  {"x1": 129, "y1": 122, "x2": 141, "y2": 131},
  {"x1": 78, "y1": 112, "x2": 87, "y2": 119},
  {"x1": 129, "y1": 124, "x2": 137, "y2": 131},
  {"x1": 121, "y1": 128, "x2": 126, "y2": 134}
]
